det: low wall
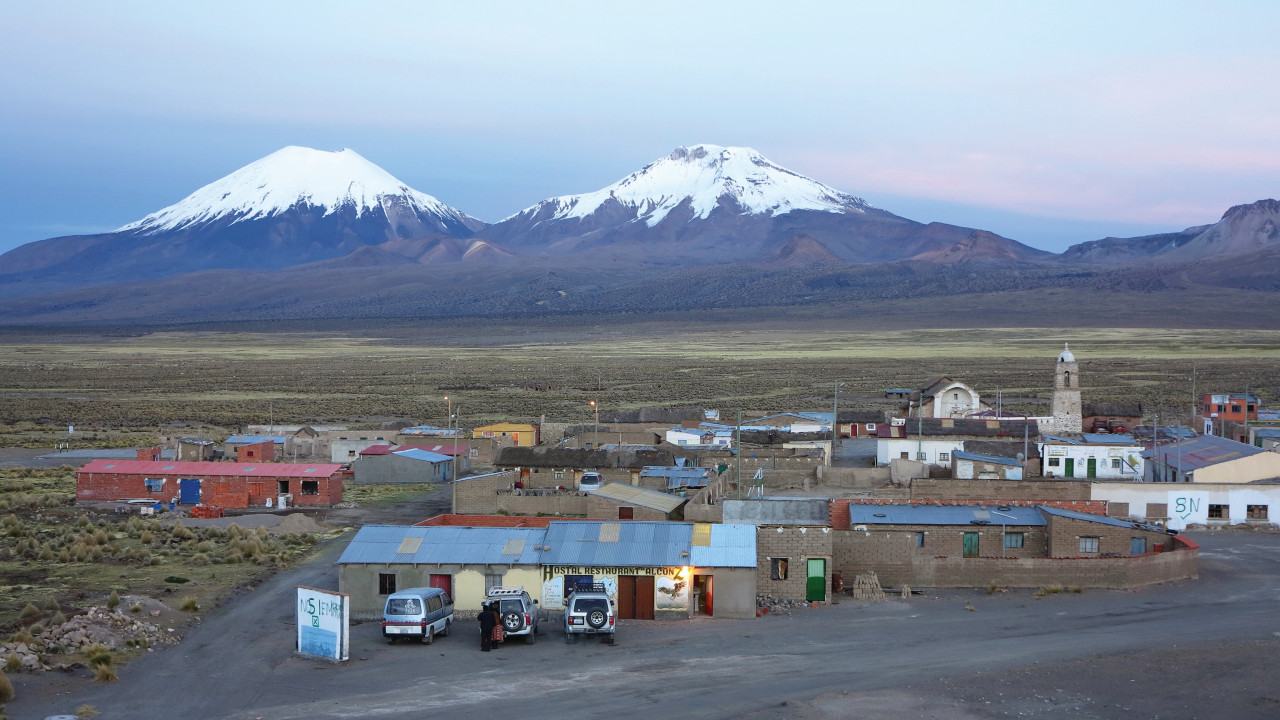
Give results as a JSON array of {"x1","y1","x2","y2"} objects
[
  {"x1": 828, "y1": 498, "x2": 1107, "y2": 531},
  {"x1": 912, "y1": 478, "x2": 1090, "y2": 502},
  {"x1": 816, "y1": 466, "x2": 891, "y2": 490},
  {"x1": 834, "y1": 529, "x2": 1198, "y2": 590}
]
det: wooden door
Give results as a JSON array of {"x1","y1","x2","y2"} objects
[
  {"x1": 1087, "y1": 458, "x2": 1097, "y2": 478},
  {"x1": 635, "y1": 576, "x2": 654, "y2": 619},
  {"x1": 963, "y1": 532, "x2": 980, "y2": 558},
  {"x1": 1064, "y1": 458, "x2": 1075, "y2": 477},
  {"x1": 617, "y1": 575, "x2": 636, "y2": 619},
  {"x1": 429, "y1": 573, "x2": 452, "y2": 596}
]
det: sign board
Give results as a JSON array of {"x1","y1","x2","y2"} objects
[{"x1": 296, "y1": 586, "x2": 349, "y2": 661}]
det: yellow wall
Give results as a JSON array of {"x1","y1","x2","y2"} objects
[
  {"x1": 1194, "y1": 453, "x2": 1280, "y2": 483},
  {"x1": 473, "y1": 424, "x2": 537, "y2": 446},
  {"x1": 452, "y1": 567, "x2": 545, "y2": 611}
]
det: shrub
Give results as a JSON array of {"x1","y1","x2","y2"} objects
[
  {"x1": 180, "y1": 596, "x2": 199, "y2": 613},
  {"x1": 106, "y1": 590, "x2": 120, "y2": 610},
  {"x1": 18, "y1": 604, "x2": 41, "y2": 624},
  {"x1": 3, "y1": 654, "x2": 19, "y2": 673},
  {"x1": 0, "y1": 667, "x2": 13, "y2": 702},
  {"x1": 86, "y1": 644, "x2": 111, "y2": 669},
  {"x1": 76, "y1": 703, "x2": 100, "y2": 718},
  {"x1": 140, "y1": 530, "x2": 154, "y2": 544},
  {"x1": 91, "y1": 665, "x2": 117, "y2": 683},
  {"x1": 50, "y1": 612, "x2": 66, "y2": 627},
  {"x1": 41, "y1": 598, "x2": 60, "y2": 612},
  {"x1": 129, "y1": 605, "x2": 142, "y2": 614}
]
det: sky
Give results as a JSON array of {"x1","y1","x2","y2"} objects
[{"x1": 2, "y1": 1, "x2": 1278, "y2": 255}]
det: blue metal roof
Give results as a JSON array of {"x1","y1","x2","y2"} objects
[
  {"x1": 848, "y1": 505, "x2": 1045, "y2": 526},
  {"x1": 336, "y1": 525, "x2": 546, "y2": 566},
  {"x1": 542, "y1": 521, "x2": 691, "y2": 567},
  {"x1": 639, "y1": 465, "x2": 713, "y2": 489},
  {"x1": 224, "y1": 434, "x2": 286, "y2": 445},
  {"x1": 1141, "y1": 434, "x2": 1267, "y2": 470},
  {"x1": 690, "y1": 523, "x2": 756, "y2": 568},
  {"x1": 953, "y1": 450, "x2": 1022, "y2": 466},
  {"x1": 392, "y1": 448, "x2": 451, "y2": 463},
  {"x1": 1038, "y1": 505, "x2": 1164, "y2": 532}
]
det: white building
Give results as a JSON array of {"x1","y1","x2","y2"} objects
[
  {"x1": 1091, "y1": 482, "x2": 1279, "y2": 531},
  {"x1": 1040, "y1": 433, "x2": 1143, "y2": 480}
]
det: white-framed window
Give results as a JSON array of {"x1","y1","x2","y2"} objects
[
  {"x1": 1247, "y1": 505, "x2": 1269, "y2": 520},
  {"x1": 1079, "y1": 537, "x2": 1100, "y2": 554},
  {"x1": 144, "y1": 478, "x2": 163, "y2": 493},
  {"x1": 1111, "y1": 458, "x2": 1122, "y2": 469},
  {"x1": 938, "y1": 452, "x2": 950, "y2": 462},
  {"x1": 770, "y1": 557, "x2": 789, "y2": 580},
  {"x1": 485, "y1": 573, "x2": 504, "y2": 591}
]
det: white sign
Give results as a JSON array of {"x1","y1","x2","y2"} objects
[{"x1": 296, "y1": 586, "x2": 349, "y2": 661}]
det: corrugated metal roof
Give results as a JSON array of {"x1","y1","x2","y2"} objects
[
  {"x1": 542, "y1": 521, "x2": 691, "y2": 567},
  {"x1": 224, "y1": 435, "x2": 286, "y2": 445},
  {"x1": 589, "y1": 483, "x2": 685, "y2": 513},
  {"x1": 1038, "y1": 505, "x2": 1163, "y2": 532},
  {"x1": 359, "y1": 445, "x2": 396, "y2": 455},
  {"x1": 77, "y1": 459, "x2": 342, "y2": 478},
  {"x1": 336, "y1": 525, "x2": 547, "y2": 565},
  {"x1": 690, "y1": 523, "x2": 756, "y2": 568},
  {"x1": 392, "y1": 448, "x2": 451, "y2": 463},
  {"x1": 1142, "y1": 434, "x2": 1267, "y2": 470},
  {"x1": 848, "y1": 504, "x2": 1045, "y2": 527},
  {"x1": 953, "y1": 450, "x2": 1022, "y2": 465},
  {"x1": 723, "y1": 499, "x2": 829, "y2": 526}
]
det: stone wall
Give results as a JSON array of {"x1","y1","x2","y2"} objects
[{"x1": 755, "y1": 526, "x2": 833, "y2": 602}]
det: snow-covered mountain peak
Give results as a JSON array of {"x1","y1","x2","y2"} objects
[
  {"x1": 119, "y1": 146, "x2": 473, "y2": 234},
  {"x1": 520, "y1": 144, "x2": 872, "y2": 226}
]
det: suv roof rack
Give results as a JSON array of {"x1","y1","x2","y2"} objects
[{"x1": 486, "y1": 586, "x2": 526, "y2": 595}]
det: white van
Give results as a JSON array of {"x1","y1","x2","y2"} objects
[{"x1": 381, "y1": 587, "x2": 454, "y2": 644}]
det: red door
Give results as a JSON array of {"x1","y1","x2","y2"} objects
[{"x1": 429, "y1": 574, "x2": 452, "y2": 596}]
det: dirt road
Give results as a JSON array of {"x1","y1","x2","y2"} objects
[{"x1": 10, "y1": 529, "x2": 1280, "y2": 720}]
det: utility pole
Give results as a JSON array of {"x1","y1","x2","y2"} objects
[
  {"x1": 831, "y1": 381, "x2": 845, "y2": 467},
  {"x1": 736, "y1": 410, "x2": 743, "y2": 501}
]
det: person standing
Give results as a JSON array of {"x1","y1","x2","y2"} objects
[{"x1": 478, "y1": 602, "x2": 498, "y2": 651}]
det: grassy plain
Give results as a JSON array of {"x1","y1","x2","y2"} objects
[{"x1": 1, "y1": 326, "x2": 1277, "y2": 440}]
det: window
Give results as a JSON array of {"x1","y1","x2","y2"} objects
[
  {"x1": 278, "y1": 480, "x2": 289, "y2": 494},
  {"x1": 618, "y1": 507, "x2": 634, "y2": 520},
  {"x1": 1048, "y1": 458, "x2": 1060, "y2": 467},
  {"x1": 485, "y1": 573, "x2": 504, "y2": 591},
  {"x1": 916, "y1": 452, "x2": 926, "y2": 461},
  {"x1": 915, "y1": 532, "x2": 925, "y2": 548},
  {"x1": 1231, "y1": 405, "x2": 1241, "y2": 413},
  {"x1": 378, "y1": 573, "x2": 396, "y2": 595},
  {"x1": 939, "y1": 452, "x2": 950, "y2": 462},
  {"x1": 770, "y1": 558, "x2": 789, "y2": 580},
  {"x1": 144, "y1": 478, "x2": 163, "y2": 493},
  {"x1": 553, "y1": 469, "x2": 565, "y2": 480},
  {"x1": 348, "y1": 450, "x2": 356, "y2": 458},
  {"x1": 1208, "y1": 504, "x2": 1229, "y2": 519},
  {"x1": 899, "y1": 452, "x2": 909, "y2": 460},
  {"x1": 1111, "y1": 458, "x2": 1122, "y2": 469},
  {"x1": 427, "y1": 596, "x2": 443, "y2": 613},
  {"x1": 1004, "y1": 532, "x2": 1025, "y2": 549},
  {"x1": 1079, "y1": 537, "x2": 1100, "y2": 554},
  {"x1": 300, "y1": 480, "x2": 319, "y2": 495},
  {"x1": 1247, "y1": 505, "x2": 1269, "y2": 520}
]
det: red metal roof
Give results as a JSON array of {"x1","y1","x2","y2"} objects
[
  {"x1": 77, "y1": 459, "x2": 343, "y2": 478},
  {"x1": 359, "y1": 445, "x2": 396, "y2": 456}
]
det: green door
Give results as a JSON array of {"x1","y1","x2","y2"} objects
[
  {"x1": 1064, "y1": 458, "x2": 1075, "y2": 477},
  {"x1": 805, "y1": 558, "x2": 825, "y2": 602},
  {"x1": 1087, "y1": 458, "x2": 1097, "y2": 478},
  {"x1": 963, "y1": 532, "x2": 980, "y2": 558}
]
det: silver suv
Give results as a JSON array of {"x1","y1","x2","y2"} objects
[
  {"x1": 485, "y1": 586, "x2": 540, "y2": 644},
  {"x1": 563, "y1": 584, "x2": 616, "y2": 644}
]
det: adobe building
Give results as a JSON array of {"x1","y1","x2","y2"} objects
[{"x1": 76, "y1": 459, "x2": 345, "y2": 508}]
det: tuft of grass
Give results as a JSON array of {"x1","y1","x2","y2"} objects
[
  {"x1": 106, "y1": 590, "x2": 120, "y2": 610},
  {"x1": 85, "y1": 644, "x2": 112, "y2": 670},
  {"x1": 129, "y1": 604, "x2": 142, "y2": 614},
  {"x1": 17, "y1": 604, "x2": 41, "y2": 624},
  {"x1": 3, "y1": 654, "x2": 19, "y2": 674},
  {"x1": 49, "y1": 611, "x2": 66, "y2": 627},
  {"x1": 41, "y1": 598, "x2": 60, "y2": 612},
  {"x1": 180, "y1": 596, "x2": 199, "y2": 613},
  {"x1": 0, "y1": 667, "x2": 13, "y2": 702},
  {"x1": 91, "y1": 665, "x2": 117, "y2": 683},
  {"x1": 985, "y1": 581, "x2": 999, "y2": 595},
  {"x1": 76, "y1": 704, "x2": 101, "y2": 718},
  {"x1": 964, "y1": 603, "x2": 977, "y2": 612}
]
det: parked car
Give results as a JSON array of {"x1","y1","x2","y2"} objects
[
  {"x1": 578, "y1": 472, "x2": 604, "y2": 492},
  {"x1": 381, "y1": 587, "x2": 454, "y2": 644},
  {"x1": 485, "y1": 586, "x2": 540, "y2": 644},
  {"x1": 563, "y1": 583, "x2": 616, "y2": 644}
]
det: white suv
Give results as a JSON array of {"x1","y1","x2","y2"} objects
[
  {"x1": 485, "y1": 586, "x2": 540, "y2": 644},
  {"x1": 578, "y1": 472, "x2": 604, "y2": 492},
  {"x1": 563, "y1": 584, "x2": 616, "y2": 644}
]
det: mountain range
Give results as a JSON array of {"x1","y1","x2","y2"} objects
[{"x1": 1, "y1": 144, "x2": 1278, "y2": 326}]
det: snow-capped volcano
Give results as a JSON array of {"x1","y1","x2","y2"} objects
[
  {"x1": 508, "y1": 144, "x2": 872, "y2": 227},
  {"x1": 120, "y1": 146, "x2": 481, "y2": 236}
]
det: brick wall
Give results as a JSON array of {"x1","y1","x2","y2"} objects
[
  {"x1": 756, "y1": 526, "x2": 833, "y2": 601},
  {"x1": 834, "y1": 527, "x2": 1196, "y2": 590},
  {"x1": 451, "y1": 470, "x2": 589, "y2": 515},
  {"x1": 586, "y1": 495, "x2": 671, "y2": 521},
  {"x1": 911, "y1": 478, "x2": 1090, "y2": 502},
  {"x1": 236, "y1": 441, "x2": 276, "y2": 463},
  {"x1": 1044, "y1": 514, "x2": 1170, "y2": 558}
]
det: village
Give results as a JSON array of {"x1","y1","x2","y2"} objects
[{"x1": 66, "y1": 345, "x2": 1280, "y2": 628}]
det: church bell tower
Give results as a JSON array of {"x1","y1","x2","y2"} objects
[{"x1": 1050, "y1": 343, "x2": 1083, "y2": 433}]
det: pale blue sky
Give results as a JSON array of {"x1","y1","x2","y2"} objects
[{"x1": 2, "y1": 1, "x2": 1277, "y2": 254}]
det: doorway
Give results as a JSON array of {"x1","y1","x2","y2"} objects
[
  {"x1": 693, "y1": 574, "x2": 714, "y2": 616},
  {"x1": 805, "y1": 559, "x2": 826, "y2": 602},
  {"x1": 1087, "y1": 458, "x2": 1097, "y2": 478},
  {"x1": 617, "y1": 575, "x2": 655, "y2": 619},
  {"x1": 963, "y1": 532, "x2": 980, "y2": 558},
  {"x1": 429, "y1": 573, "x2": 452, "y2": 596},
  {"x1": 1064, "y1": 458, "x2": 1075, "y2": 477}
]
